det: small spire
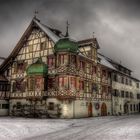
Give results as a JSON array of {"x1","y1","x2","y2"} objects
[
  {"x1": 34, "y1": 10, "x2": 39, "y2": 19},
  {"x1": 92, "y1": 32, "x2": 95, "y2": 39},
  {"x1": 65, "y1": 20, "x2": 70, "y2": 37}
]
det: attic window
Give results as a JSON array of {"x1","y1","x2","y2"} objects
[{"x1": 40, "y1": 42, "x2": 46, "y2": 50}]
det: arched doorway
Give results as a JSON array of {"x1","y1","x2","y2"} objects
[
  {"x1": 101, "y1": 103, "x2": 107, "y2": 116},
  {"x1": 124, "y1": 103, "x2": 128, "y2": 114},
  {"x1": 88, "y1": 103, "x2": 92, "y2": 117}
]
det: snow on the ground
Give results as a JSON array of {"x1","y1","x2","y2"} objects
[{"x1": 0, "y1": 115, "x2": 139, "y2": 140}]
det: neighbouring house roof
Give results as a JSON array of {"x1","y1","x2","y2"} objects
[
  {"x1": 0, "y1": 17, "x2": 62, "y2": 73},
  {"x1": 98, "y1": 54, "x2": 116, "y2": 70}
]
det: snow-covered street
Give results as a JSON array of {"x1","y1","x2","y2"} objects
[{"x1": 0, "y1": 115, "x2": 140, "y2": 140}]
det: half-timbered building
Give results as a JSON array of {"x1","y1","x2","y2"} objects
[{"x1": 0, "y1": 17, "x2": 139, "y2": 118}]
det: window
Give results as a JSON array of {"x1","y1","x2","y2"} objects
[
  {"x1": 130, "y1": 104, "x2": 132, "y2": 111},
  {"x1": 48, "y1": 57, "x2": 54, "y2": 67},
  {"x1": 113, "y1": 74, "x2": 118, "y2": 82},
  {"x1": 48, "y1": 102, "x2": 54, "y2": 110},
  {"x1": 59, "y1": 77, "x2": 67, "y2": 88},
  {"x1": 137, "y1": 104, "x2": 139, "y2": 111},
  {"x1": 129, "y1": 79, "x2": 132, "y2": 86},
  {"x1": 125, "y1": 91, "x2": 129, "y2": 98},
  {"x1": 134, "y1": 104, "x2": 135, "y2": 111},
  {"x1": 16, "y1": 102, "x2": 21, "y2": 109},
  {"x1": 85, "y1": 82, "x2": 90, "y2": 92},
  {"x1": 121, "y1": 91, "x2": 124, "y2": 98},
  {"x1": 79, "y1": 80, "x2": 84, "y2": 90},
  {"x1": 28, "y1": 78, "x2": 35, "y2": 91},
  {"x1": 40, "y1": 42, "x2": 46, "y2": 50},
  {"x1": 126, "y1": 78, "x2": 128, "y2": 85},
  {"x1": 92, "y1": 66, "x2": 97, "y2": 74},
  {"x1": 59, "y1": 54, "x2": 67, "y2": 65},
  {"x1": 69, "y1": 77, "x2": 76, "y2": 89},
  {"x1": 113, "y1": 89, "x2": 119, "y2": 97},
  {"x1": 102, "y1": 70, "x2": 106, "y2": 77},
  {"x1": 35, "y1": 78, "x2": 43, "y2": 91},
  {"x1": 137, "y1": 94, "x2": 140, "y2": 99},
  {"x1": 137, "y1": 83, "x2": 139, "y2": 88},
  {"x1": 71, "y1": 55, "x2": 76, "y2": 64},
  {"x1": 80, "y1": 61, "x2": 85, "y2": 70},
  {"x1": 130, "y1": 92, "x2": 133, "y2": 98},
  {"x1": 86, "y1": 63, "x2": 91, "y2": 74},
  {"x1": 121, "y1": 77, "x2": 124, "y2": 84},
  {"x1": 2, "y1": 104, "x2": 9, "y2": 109}
]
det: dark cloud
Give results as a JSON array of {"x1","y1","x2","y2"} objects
[{"x1": 0, "y1": 0, "x2": 140, "y2": 77}]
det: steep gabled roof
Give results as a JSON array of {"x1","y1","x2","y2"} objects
[
  {"x1": 78, "y1": 38, "x2": 100, "y2": 49},
  {"x1": 0, "y1": 17, "x2": 61, "y2": 73},
  {"x1": 33, "y1": 19, "x2": 60, "y2": 42}
]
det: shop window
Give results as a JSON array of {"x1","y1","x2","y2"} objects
[
  {"x1": 2, "y1": 104, "x2": 9, "y2": 109},
  {"x1": 16, "y1": 102, "x2": 21, "y2": 109}
]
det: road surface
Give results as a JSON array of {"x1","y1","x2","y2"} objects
[{"x1": 0, "y1": 115, "x2": 139, "y2": 140}]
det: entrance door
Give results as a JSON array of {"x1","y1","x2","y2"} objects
[
  {"x1": 88, "y1": 103, "x2": 92, "y2": 117},
  {"x1": 124, "y1": 103, "x2": 128, "y2": 114},
  {"x1": 101, "y1": 103, "x2": 107, "y2": 116}
]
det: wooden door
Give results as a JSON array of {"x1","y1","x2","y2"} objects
[
  {"x1": 88, "y1": 102, "x2": 93, "y2": 117},
  {"x1": 101, "y1": 103, "x2": 107, "y2": 116}
]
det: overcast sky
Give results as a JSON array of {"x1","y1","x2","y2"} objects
[{"x1": 0, "y1": 0, "x2": 140, "y2": 78}]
